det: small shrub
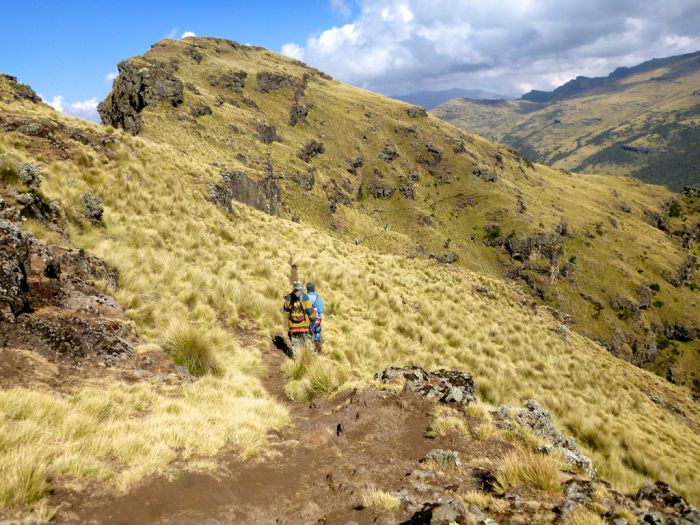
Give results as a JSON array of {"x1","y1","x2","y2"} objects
[
  {"x1": 649, "y1": 282, "x2": 661, "y2": 292},
  {"x1": 161, "y1": 323, "x2": 220, "y2": 376},
  {"x1": 495, "y1": 449, "x2": 561, "y2": 494},
  {"x1": 668, "y1": 201, "x2": 682, "y2": 218}
]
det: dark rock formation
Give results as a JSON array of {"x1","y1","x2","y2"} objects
[
  {"x1": 473, "y1": 167, "x2": 498, "y2": 182},
  {"x1": 210, "y1": 70, "x2": 247, "y2": 92},
  {"x1": 506, "y1": 233, "x2": 563, "y2": 263},
  {"x1": 257, "y1": 71, "x2": 297, "y2": 92},
  {"x1": 621, "y1": 144, "x2": 655, "y2": 154},
  {"x1": 399, "y1": 176, "x2": 416, "y2": 200},
  {"x1": 347, "y1": 156, "x2": 364, "y2": 175},
  {"x1": 256, "y1": 122, "x2": 279, "y2": 144},
  {"x1": 98, "y1": 60, "x2": 184, "y2": 134},
  {"x1": 368, "y1": 171, "x2": 395, "y2": 199},
  {"x1": 298, "y1": 140, "x2": 325, "y2": 162},
  {"x1": 190, "y1": 103, "x2": 212, "y2": 118},
  {"x1": 1, "y1": 74, "x2": 42, "y2": 103},
  {"x1": 0, "y1": 219, "x2": 30, "y2": 322},
  {"x1": 378, "y1": 143, "x2": 399, "y2": 163},
  {"x1": 375, "y1": 366, "x2": 476, "y2": 405},
  {"x1": 643, "y1": 209, "x2": 671, "y2": 232},
  {"x1": 406, "y1": 106, "x2": 427, "y2": 118},
  {"x1": 208, "y1": 170, "x2": 280, "y2": 216},
  {"x1": 432, "y1": 252, "x2": 459, "y2": 264},
  {"x1": 288, "y1": 103, "x2": 308, "y2": 126},
  {"x1": 683, "y1": 186, "x2": 700, "y2": 198},
  {"x1": 81, "y1": 192, "x2": 104, "y2": 224}
]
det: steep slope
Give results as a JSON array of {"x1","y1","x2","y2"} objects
[
  {"x1": 97, "y1": 37, "x2": 700, "y2": 394},
  {"x1": 1, "y1": 59, "x2": 699, "y2": 520},
  {"x1": 434, "y1": 51, "x2": 700, "y2": 190}
]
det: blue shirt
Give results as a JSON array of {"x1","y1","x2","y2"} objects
[{"x1": 306, "y1": 292, "x2": 323, "y2": 316}]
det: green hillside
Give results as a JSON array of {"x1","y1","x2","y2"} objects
[
  {"x1": 434, "y1": 51, "x2": 700, "y2": 190},
  {"x1": 0, "y1": 39, "x2": 699, "y2": 520}
]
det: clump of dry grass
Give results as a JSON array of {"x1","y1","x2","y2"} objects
[
  {"x1": 495, "y1": 449, "x2": 562, "y2": 494},
  {"x1": 162, "y1": 322, "x2": 221, "y2": 376},
  {"x1": 362, "y1": 488, "x2": 400, "y2": 511},
  {"x1": 283, "y1": 345, "x2": 348, "y2": 401},
  {"x1": 461, "y1": 490, "x2": 509, "y2": 513},
  {"x1": 563, "y1": 506, "x2": 606, "y2": 525},
  {"x1": 426, "y1": 406, "x2": 469, "y2": 439}
]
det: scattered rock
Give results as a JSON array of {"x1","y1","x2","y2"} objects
[
  {"x1": 289, "y1": 103, "x2": 309, "y2": 126},
  {"x1": 407, "y1": 106, "x2": 427, "y2": 118},
  {"x1": 190, "y1": 103, "x2": 212, "y2": 118},
  {"x1": 257, "y1": 71, "x2": 297, "y2": 92},
  {"x1": 81, "y1": 192, "x2": 104, "y2": 224},
  {"x1": 375, "y1": 367, "x2": 476, "y2": 406},
  {"x1": 256, "y1": 122, "x2": 279, "y2": 144},
  {"x1": 1, "y1": 74, "x2": 42, "y2": 103},
  {"x1": 210, "y1": 70, "x2": 247, "y2": 92},
  {"x1": 347, "y1": 155, "x2": 364, "y2": 175},
  {"x1": 298, "y1": 140, "x2": 326, "y2": 162},
  {"x1": 378, "y1": 143, "x2": 399, "y2": 163}
]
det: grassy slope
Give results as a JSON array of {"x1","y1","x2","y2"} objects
[
  {"x1": 433, "y1": 53, "x2": 700, "y2": 189},
  {"x1": 115, "y1": 38, "x2": 700, "y2": 390},
  {"x1": 0, "y1": 55, "x2": 699, "y2": 513}
]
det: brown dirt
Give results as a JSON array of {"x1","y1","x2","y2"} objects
[{"x1": 54, "y1": 346, "x2": 525, "y2": 525}]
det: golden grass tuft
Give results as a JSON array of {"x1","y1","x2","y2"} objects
[
  {"x1": 495, "y1": 449, "x2": 562, "y2": 494},
  {"x1": 282, "y1": 345, "x2": 348, "y2": 401},
  {"x1": 161, "y1": 322, "x2": 221, "y2": 376},
  {"x1": 563, "y1": 506, "x2": 607, "y2": 525},
  {"x1": 362, "y1": 488, "x2": 400, "y2": 511}
]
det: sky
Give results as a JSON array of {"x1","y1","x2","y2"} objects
[{"x1": 2, "y1": 0, "x2": 699, "y2": 122}]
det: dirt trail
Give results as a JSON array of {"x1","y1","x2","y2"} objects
[{"x1": 61, "y1": 345, "x2": 457, "y2": 525}]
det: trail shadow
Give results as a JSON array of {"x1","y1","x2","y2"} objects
[{"x1": 272, "y1": 335, "x2": 293, "y2": 358}]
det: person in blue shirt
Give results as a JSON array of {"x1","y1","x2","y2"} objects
[{"x1": 305, "y1": 281, "x2": 324, "y2": 352}]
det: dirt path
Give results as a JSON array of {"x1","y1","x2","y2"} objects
[{"x1": 61, "y1": 344, "x2": 461, "y2": 524}]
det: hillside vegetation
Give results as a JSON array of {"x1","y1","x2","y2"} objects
[
  {"x1": 0, "y1": 43, "x2": 699, "y2": 519},
  {"x1": 434, "y1": 50, "x2": 700, "y2": 190},
  {"x1": 97, "y1": 38, "x2": 700, "y2": 393}
]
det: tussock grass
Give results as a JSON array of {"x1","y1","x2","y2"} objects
[
  {"x1": 461, "y1": 490, "x2": 509, "y2": 513},
  {"x1": 495, "y1": 449, "x2": 562, "y2": 494},
  {"x1": 162, "y1": 322, "x2": 221, "y2": 376},
  {"x1": 1, "y1": 64, "x2": 699, "y2": 510},
  {"x1": 362, "y1": 488, "x2": 400, "y2": 511},
  {"x1": 283, "y1": 345, "x2": 348, "y2": 401},
  {"x1": 563, "y1": 506, "x2": 607, "y2": 525},
  {"x1": 426, "y1": 406, "x2": 469, "y2": 439}
]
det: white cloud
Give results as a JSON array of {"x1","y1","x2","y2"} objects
[
  {"x1": 330, "y1": 0, "x2": 352, "y2": 17},
  {"x1": 181, "y1": 31, "x2": 196, "y2": 39},
  {"x1": 45, "y1": 95, "x2": 64, "y2": 113},
  {"x1": 42, "y1": 95, "x2": 100, "y2": 122},
  {"x1": 281, "y1": 0, "x2": 700, "y2": 96},
  {"x1": 105, "y1": 71, "x2": 118, "y2": 83}
]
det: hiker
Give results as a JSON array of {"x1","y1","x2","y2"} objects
[
  {"x1": 283, "y1": 280, "x2": 316, "y2": 354},
  {"x1": 305, "y1": 281, "x2": 324, "y2": 352}
]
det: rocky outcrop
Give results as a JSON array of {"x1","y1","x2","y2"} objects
[
  {"x1": 190, "y1": 103, "x2": 212, "y2": 118},
  {"x1": 378, "y1": 142, "x2": 399, "y2": 163},
  {"x1": 407, "y1": 106, "x2": 427, "y2": 118},
  {"x1": 256, "y1": 122, "x2": 279, "y2": 144},
  {"x1": 298, "y1": 140, "x2": 325, "y2": 162},
  {"x1": 98, "y1": 60, "x2": 184, "y2": 134},
  {"x1": 288, "y1": 103, "x2": 308, "y2": 126},
  {"x1": 1, "y1": 74, "x2": 42, "y2": 103},
  {"x1": 375, "y1": 366, "x2": 476, "y2": 405},
  {"x1": 506, "y1": 233, "x2": 563, "y2": 263},
  {"x1": 209, "y1": 70, "x2": 247, "y2": 92},
  {"x1": 256, "y1": 71, "x2": 297, "y2": 92},
  {"x1": 208, "y1": 169, "x2": 280, "y2": 216},
  {"x1": 683, "y1": 186, "x2": 700, "y2": 198}
]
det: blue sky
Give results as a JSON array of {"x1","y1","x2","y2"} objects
[
  {"x1": 3, "y1": 0, "x2": 699, "y2": 121},
  {"x1": 0, "y1": 0, "x2": 354, "y2": 118}
]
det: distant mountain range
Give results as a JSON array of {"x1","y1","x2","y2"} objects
[
  {"x1": 391, "y1": 87, "x2": 513, "y2": 109},
  {"x1": 433, "y1": 50, "x2": 700, "y2": 190}
]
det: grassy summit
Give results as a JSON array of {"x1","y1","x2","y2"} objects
[
  {"x1": 0, "y1": 40, "x2": 699, "y2": 518},
  {"x1": 433, "y1": 50, "x2": 700, "y2": 190}
]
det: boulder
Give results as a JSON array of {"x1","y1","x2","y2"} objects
[
  {"x1": 256, "y1": 122, "x2": 279, "y2": 144},
  {"x1": 1, "y1": 74, "x2": 41, "y2": 103},
  {"x1": 407, "y1": 106, "x2": 427, "y2": 118},
  {"x1": 210, "y1": 70, "x2": 247, "y2": 92},
  {"x1": 0, "y1": 219, "x2": 30, "y2": 322},
  {"x1": 378, "y1": 143, "x2": 399, "y2": 163},
  {"x1": 98, "y1": 60, "x2": 184, "y2": 134}
]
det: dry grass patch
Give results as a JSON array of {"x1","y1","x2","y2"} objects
[
  {"x1": 426, "y1": 406, "x2": 469, "y2": 439},
  {"x1": 563, "y1": 506, "x2": 607, "y2": 525},
  {"x1": 162, "y1": 322, "x2": 221, "y2": 376},
  {"x1": 362, "y1": 488, "x2": 400, "y2": 511},
  {"x1": 495, "y1": 449, "x2": 562, "y2": 494}
]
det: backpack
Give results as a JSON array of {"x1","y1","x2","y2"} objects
[{"x1": 289, "y1": 296, "x2": 306, "y2": 323}]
